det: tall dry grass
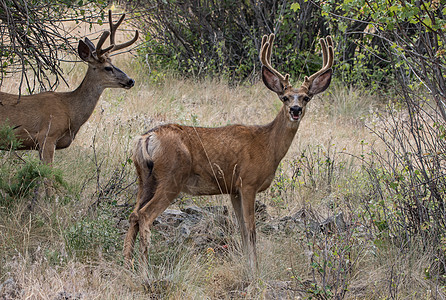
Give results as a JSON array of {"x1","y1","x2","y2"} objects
[{"x1": 1, "y1": 51, "x2": 444, "y2": 299}]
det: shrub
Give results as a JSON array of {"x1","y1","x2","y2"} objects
[
  {"x1": 364, "y1": 102, "x2": 446, "y2": 278},
  {"x1": 0, "y1": 123, "x2": 66, "y2": 205},
  {"x1": 64, "y1": 207, "x2": 121, "y2": 259},
  {"x1": 127, "y1": 0, "x2": 328, "y2": 82}
]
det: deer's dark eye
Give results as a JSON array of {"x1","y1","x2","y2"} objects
[
  {"x1": 281, "y1": 96, "x2": 289, "y2": 102},
  {"x1": 104, "y1": 66, "x2": 113, "y2": 72},
  {"x1": 303, "y1": 96, "x2": 310, "y2": 102}
]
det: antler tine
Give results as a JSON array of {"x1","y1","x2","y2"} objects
[
  {"x1": 320, "y1": 38, "x2": 328, "y2": 68},
  {"x1": 261, "y1": 35, "x2": 268, "y2": 46},
  {"x1": 260, "y1": 33, "x2": 290, "y2": 87},
  {"x1": 107, "y1": 10, "x2": 139, "y2": 53},
  {"x1": 96, "y1": 31, "x2": 109, "y2": 52},
  {"x1": 259, "y1": 35, "x2": 269, "y2": 65},
  {"x1": 266, "y1": 34, "x2": 274, "y2": 65},
  {"x1": 261, "y1": 35, "x2": 268, "y2": 58},
  {"x1": 112, "y1": 30, "x2": 139, "y2": 52},
  {"x1": 95, "y1": 31, "x2": 114, "y2": 57},
  {"x1": 321, "y1": 36, "x2": 334, "y2": 69},
  {"x1": 304, "y1": 36, "x2": 334, "y2": 87},
  {"x1": 84, "y1": 37, "x2": 96, "y2": 52},
  {"x1": 326, "y1": 36, "x2": 333, "y2": 48},
  {"x1": 109, "y1": 10, "x2": 124, "y2": 47}
]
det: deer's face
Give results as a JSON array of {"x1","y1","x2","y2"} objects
[
  {"x1": 262, "y1": 65, "x2": 332, "y2": 124},
  {"x1": 260, "y1": 34, "x2": 334, "y2": 125},
  {"x1": 92, "y1": 58, "x2": 135, "y2": 89},
  {"x1": 279, "y1": 87, "x2": 312, "y2": 122},
  {"x1": 78, "y1": 40, "x2": 135, "y2": 90}
]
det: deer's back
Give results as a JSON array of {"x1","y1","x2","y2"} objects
[
  {"x1": 0, "y1": 91, "x2": 71, "y2": 148},
  {"x1": 141, "y1": 123, "x2": 278, "y2": 195}
]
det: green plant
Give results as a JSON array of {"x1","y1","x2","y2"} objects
[
  {"x1": 0, "y1": 124, "x2": 66, "y2": 205},
  {"x1": 139, "y1": 245, "x2": 208, "y2": 298},
  {"x1": 292, "y1": 207, "x2": 365, "y2": 299},
  {"x1": 269, "y1": 162, "x2": 295, "y2": 211},
  {"x1": 130, "y1": 0, "x2": 328, "y2": 82},
  {"x1": 356, "y1": 99, "x2": 446, "y2": 281},
  {"x1": 292, "y1": 143, "x2": 345, "y2": 194},
  {"x1": 0, "y1": 121, "x2": 21, "y2": 150},
  {"x1": 3, "y1": 159, "x2": 65, "y2": 197},
  {"x1": 64, "y1": 205, "x2": 121, "y2": 259}
]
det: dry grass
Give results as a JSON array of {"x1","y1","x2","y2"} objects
[{"x1": 1, "y1": 50, "x2": 444, "y2": 299}]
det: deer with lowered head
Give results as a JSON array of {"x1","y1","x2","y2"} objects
[
  {"x1": 124, "y1": 34, "x2": 334, "y2": 273},
  {"x1": 0, "y1": 10, "x2": 138, "y2": 164}
]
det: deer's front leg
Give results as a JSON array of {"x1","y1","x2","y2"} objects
[
  {"x1": 38, "y1": 139, "x2": 56, "y2": 165},
  {"x1": 240, "y1": 186, "x2": 258, "y2": 274},
  {"x1": 230, "y1": 192, "x2": 248, "y2": 252},
  {"x1": 32, "y1": 135, "x2": 57, "y2": 203}
]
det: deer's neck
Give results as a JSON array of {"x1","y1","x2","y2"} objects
[
  {"x1": 66, "y1": 66, "x2": 105, "y2": 131},
  {"x1": 264, "y1": 105, "x2": 300, "y2": 166}
]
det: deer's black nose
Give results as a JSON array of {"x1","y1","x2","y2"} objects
[
  {"x1": 290, "y1": 106, "x2": 302, "y2": 116},
  {"x1": 128, "y1": 79, "x2": 135, "y2": 87}
]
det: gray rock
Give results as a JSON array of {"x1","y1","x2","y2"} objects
[
  {"x1": 263, "y1": 280, "x2": 303, "y2": 299},
  {"x1": 0, "y1": 278, "x2": 22, "y2": 300}
]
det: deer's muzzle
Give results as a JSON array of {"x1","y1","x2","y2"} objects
[
  {"x1": 122, "y1": 78, "x2": 135, "y2": 89},
  {"x1": 289, "y1": 106, "x2": 302, "y2": 121}
]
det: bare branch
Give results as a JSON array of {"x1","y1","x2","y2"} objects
[{"x1": 0, "y1": 1, "x2": 108, "y2": 93}]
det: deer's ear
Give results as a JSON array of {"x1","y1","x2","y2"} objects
[
  {"x1": 262, "y1": 66, "x2": 283, "y2": 94},
  {"x1": 308, "y1": 69, "x2": 332, "y2": 96},
  {"x1": 78, "y1": 40, "x2": 94, "y2": 63}
]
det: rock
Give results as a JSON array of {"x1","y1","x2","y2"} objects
[
  {"x1": 259, "y1": 223, "x2": 279, "y2": 234},
  {"x1": 182, "y1": 206, "x2": 207, "y2": 216},
  {"x1": 201, "y1": 205, "x2": 229, "y2": 216},
  {"x1": 255, "y1": 201, "x2": 271, "y2": 221},
  {"x1": 149, "y1": 204, "x2": 348, "y2": 252},
  {"x1": 0, "y1": 278, "x2": 22, "y2": 299},
  {"x1": 258, "y1": 208, "x2": 348, "y2": 237},
  {"x1": 178, "y1": 223, "x2": 191, "y2": 237},
  {"x1": 53, "y1": 291, "x2": 83, "y2": 300},
  {"x1": 320, "y1": 212, "x2": 346, "y2": 234},
  {"x1": 151, "y1": 205, "x2": 234, "y2": 251},
  {"x1": 263, "y1": 280, "x2": 303, "y2": 299},
  {"x1": 153, "y1": 209, "x2": 188, "y2": 227}
]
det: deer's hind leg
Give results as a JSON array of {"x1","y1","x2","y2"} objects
[
  {"x1": 123, "y1": 161, "x2": 156, "y2": 262},
  {"x1": 125, "y1": 132, "x2": 191, "y2": 262},
  {"x1": 137, "y1": 147, "x2": 191, "y2": 259},
  {"x1": 137, "y1": 175, "x2": 184, "y2": 259}
]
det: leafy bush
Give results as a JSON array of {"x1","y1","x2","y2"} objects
[
  {"x1": 127, "y1": 0, "x2": 328, "y2": 81},
  {"x1": 64, "y1": 207, "x2": 121, "y2": 259},
  {"x1": 315, "y1": 0, "x2": 446, "y2": 280},
  {"x1": 1, "y1": 160, "x2": 65, "y2": 198},
  {"x1": 0, "y1": 123, "x2": 66, "y2": 205},
  {"x1": 0, "y1": 121, "x2": 21, "y2": 150},
  {"x1": 295, "y1": 219, "x2": 364, "y2": 299},
  {"x1": 363, "y1": 103, "x2": 446, "y2": 277}
]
